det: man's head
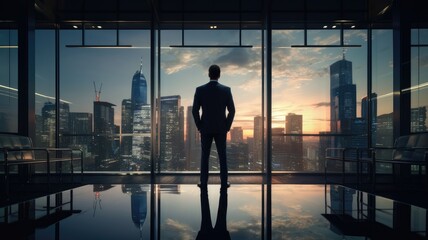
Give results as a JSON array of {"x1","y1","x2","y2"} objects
[{"x1": 208, "y1": 64, "x2": 221, "y2": 80}]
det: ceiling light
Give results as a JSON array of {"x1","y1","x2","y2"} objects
[
  {"x1": 332, "y1": 25, "x2": 337, "y2": 29},
  {"x1": 351, "y1": 25, "x2": 355, "y2": 28},
  {"x1": 323, "y1": 25, "x2": 328, "y2": 29},
  {"x1": 73, "y1": 25, "x2": 78, "y2": 29},
  {"x1": 378, "y1": 5, "x2": 391, "y2": 15},
  {"x1": 97, "y1": 26, "x2": 102, "y2": 29},
  {"x1": 210, "y1": 25, "x2": 217, "y2": 29}
]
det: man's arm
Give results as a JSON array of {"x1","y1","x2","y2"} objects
[
  {"x1": 225, "y1": 88, "x2": 235, "y2": 131},
  {"x1": 192, "y1": 89, "x2": 202, "y2": 131}
]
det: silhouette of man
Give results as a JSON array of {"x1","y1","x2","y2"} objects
[{"x1": 192, "y1": 64, "x2": 235, "y2": 189}]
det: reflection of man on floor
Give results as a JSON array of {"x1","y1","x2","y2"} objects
[
  {"x1": 196, "y1": 188, "x2": 230, "y2": 240},
  {"x1": 192, "y1": 64, "x2": 235, "y2": 189}
]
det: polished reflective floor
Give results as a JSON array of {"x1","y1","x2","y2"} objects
[{"x1": 1, "y1": 183, "x2": 427, "y2": 240}]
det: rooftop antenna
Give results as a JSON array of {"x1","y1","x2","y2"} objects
[
  {"x1": 139, "y1": 57, "x2": 143, "y2": 74},
  {"x1": 93, "y1": 81, "x2": 102, "y2": 101}
]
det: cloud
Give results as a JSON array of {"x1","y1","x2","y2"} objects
[
  {"x1": 228, "y1": 220, "x2": 262, "y2": 239},
  {"x1": 215, "y1": 48, "x2": 251, "y2": 67},
  {"x1": 162, "y1": 50, "x2": 197, "y2": 74},
  {"x1": 238, "y1": 77, "x2": 260, "y2": 91},
  {"x1": 162, "y1": 218, "x2": 196, "y2": 240},
  {"x1": 313, "y1": 34, "x2": 340, "y2": 45},
  {"x1": 312, "y1": 102, "x2": 330, "y2": 108},
  {"x1": 344, "y1": 30, "x2": 368, "y2": 43}
]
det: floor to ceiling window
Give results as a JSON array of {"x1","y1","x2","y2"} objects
[
  {"x1": 52, "y1": 27, "x2": 152, "y2": 172},
  {"x1": 271, "y1": 27, "x2": 368, "y2": 173},
  {"x1": 159, "y1": 29, "x2": 263, "y2": 172}
]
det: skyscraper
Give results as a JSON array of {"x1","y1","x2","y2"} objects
[
  {"x1": 132, "y1": 104, "x2": 151, "y2": 170},
  {"x1": 330, "y1": 55, "x2": 356, "y2": 148},
  {"x1": 230, "y1": 127, "x2": 243, "y2": 144},
  {"x1": 272, "y1": 127, "x2": 285, "y2": 170},
  {"x1": 121, "y1": 99, "x2": 133, "y2": 157},
  {"x1": 228, "y1": 142, "x2": 249, "y2": 170},
  {"x1": 160, "y1": 95, "x2": 184, "y2": 171},
  {"x1": 131, "y1": 61, "x2": 148, "y2": 107},
  {"x1": 41, "y1": 102, "x2": 56, "y2": 147},
  {"x1": 252, "y1": 115, "x2": 264, "y2": 170},
  {"x1": 362, "y1": 93, "x2": 378, "y2": 146},
  {"x1": 285, "y1": 113, "x2": 303, "y2": 170},
  {"x1": 285, "y1": 113, "x2": 302, "y2": 142},
  {"x1": 94, "y1": 101, "x2": 116, "y2": 170},
  {"x1": 186, "y1": 106, "x2": 200, "y2": 170},
  {"x1": 330, "y1": 55, "x2": 356, "y2": 133},
  {"x1": 41, "y1": 101, "x2": 70, "y2": 147},
  {"x1": 411, "y1": 106, "x2": 427, "y2": 132},
  {"x1": 130, "y1": 62, "x2": 150, "y2": 169},
  {"x1": 69, "y1": 112, "x2": 92, "y2": 148},
  {"x1": 328, "y1": 55, "x2": 368, "y2": 172},
  {"x1": 229, "y1": 126, "x2": 248, "y2": 170}
]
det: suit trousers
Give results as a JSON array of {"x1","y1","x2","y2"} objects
[{"x1": 200, "y1": 132, "x2": 228, "y2": 186}]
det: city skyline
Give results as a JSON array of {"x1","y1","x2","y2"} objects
[
  {"x1": 2, "y1": 29, "x2": 428, "y2": 137},
  {"x1": 28, "y1": 29, "x2": 374, "y2": 138},
  {"x1": 33, "y1": 56, "x2": 428, "y2": 172}
]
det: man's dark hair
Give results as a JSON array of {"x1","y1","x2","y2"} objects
[{"x1": 209, "y1": 64, "x2": 221, "y2": 79}]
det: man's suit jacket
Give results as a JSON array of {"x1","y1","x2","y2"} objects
[{"x1": 192, "y1": 81, "x2": 235, "y2": 134}]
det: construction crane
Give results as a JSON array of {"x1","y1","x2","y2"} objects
[{"x1": 93, "y1": 81, "x2": 102, "y2": 101}]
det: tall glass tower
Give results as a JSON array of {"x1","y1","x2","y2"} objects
[
  {"x1": 160, "y1": 95, "x2": 184, "y2": 171},
  {"x1": 130, "y1": 60, "x2": 150, "y2": 170},
  {"x1": 131, "y1": 61, "x2": 148, "y2": 107},
  {"x1": 330, "y1": 55, "x2": 356, "y2": 139}
]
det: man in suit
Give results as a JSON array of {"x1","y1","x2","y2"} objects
[{"x1": 192, "y1": 64, "x2": 235, "y2": 189}]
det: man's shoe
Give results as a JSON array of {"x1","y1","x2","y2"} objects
[{"x1": 221, "y1": 181, "x2": 230, "y2": 189}]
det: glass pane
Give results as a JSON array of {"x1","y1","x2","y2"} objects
[
  {"x1": 184, "y1": 30, "x2": 240, "y2": 45},
  {"x1": 307, "y1": 29, "x2": 340, "y2": 45},
  {"x1": 0, "y1": 29, "x2": 18, "y2": 133},
  {"x1": 159, "y1": 29, "x2": 262, "y2": 172},
  {"x1": 272, "y1": 29, "x2": 368, "y2": 172},
  {"x1": 410, "y1": 30, "x2": 428, "y2": 133},
  {"x1": 411, "y1": 28, "x2": 428, "y2": 45},
  {"x1": 35, "y1": 30, "x2": 56, "y2": 147},
  {"x1": 60, "y1": 29, "x2": 151, "y2": 172},
  {"x1": 372, "y1": 30, "x2": 394, "y2": 147}
]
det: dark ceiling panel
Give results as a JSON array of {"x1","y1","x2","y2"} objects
[
  {"x1": 4, "y1": 0, "x2": 427, "y2": 29},
  {"x1": 307, "y1": 0, "x2": 341, "y2": 11},
  {"x1": 158, "y1": 0, "x2": 182, "y2": 12},
  {"x1": 272, "y1": 0, "x2": 304, "y2": 11},
  {"x1": 85, "y1": 0, "x2": 117, "y2": 11},
  {"x1": 184, "y1": 0, "x2": 239, "y2": 12},
  {"x1": 119, "y1": 0, "x2": 150, "y2": 11}
]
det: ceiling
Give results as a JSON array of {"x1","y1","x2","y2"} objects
[{"x1": 0, "y1": 0, "x2": 427, "y2": 29}]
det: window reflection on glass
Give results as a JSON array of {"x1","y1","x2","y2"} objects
[
  {"x1": 372, "y1": 30, "x2": 394, "y2": 148},
  {"x1": 411, "y1": 29, "x2": 428, "y2": 133},
  {"x1": 0, "y1": 29, "x2": 18, "y2": 133},
  {"x1": 272, "y1": 29, "x2": 368, "y2": 172},
  {"x1": 35, "y1": 30, "x2": 56, "y2": 147},
  {"x1": 160, "y1": 30, "x2": 262, "y2": 172}
]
